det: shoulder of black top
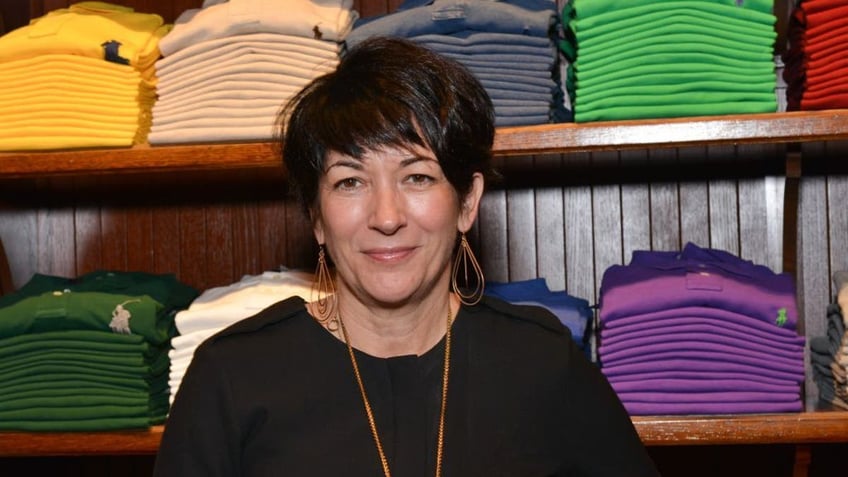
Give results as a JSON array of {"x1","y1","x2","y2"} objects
[{"x1": 205, "y1": 295, "x2": 307, "y2": 342}]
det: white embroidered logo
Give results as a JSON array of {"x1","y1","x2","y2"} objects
[{"x1": 110, "y1": 299, "x2": 141, "y2": 334}]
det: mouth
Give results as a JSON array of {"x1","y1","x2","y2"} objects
[{"x1": 364, "y1": 247, "x2": 415, "y2": 263}]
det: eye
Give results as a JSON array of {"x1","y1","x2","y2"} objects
[
  {"x1": 406, "y1": 174, "x2": 435, "y2": 185},
  {"x1": 334, "y1": 177, "x2": 362, "y2": 191}
]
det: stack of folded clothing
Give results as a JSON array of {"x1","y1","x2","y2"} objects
[
  {"x1": 562, "y1": 0, "x2": 778, "y2": 122},
  {"x1": 597, "y1": 242, "x2": 806, "y2": 415},
  {"x1": 148, "y1": 0, "x2": 356, "y2": 144},
  {"x1": 346, "y1": 0, "x2": 570, "y2": 126},
  {"x1": 0, "y1": 271, "x2": 197, "y2": 431},
  {"x1": 0, "y1": 1, "x2": 170, "y2": 151},
  {"x1": 486, "y1": 278, "x2": 593, "y2": 359},
  {"x1": 169, "y1": 270, "x2": 312, "y2": 403},
  {"x1": 782, "y1": 0, "x2": 848, "y2": 111},
  {"x1": 810, "y1": 271, "x2": 848, "y2": 409}
]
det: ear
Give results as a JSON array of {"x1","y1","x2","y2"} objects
[
  {"x1": 310, "y1": 207, "x2": 325, "y2": 244},
  {"x1": 457, "y1": 173, "x2": 485, "y2": 233}
]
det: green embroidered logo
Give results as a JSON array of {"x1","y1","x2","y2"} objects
[{"x1": 775, "y1": 308, "x2": 788, "y2": 327}]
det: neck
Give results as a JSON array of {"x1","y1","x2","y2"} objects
[{"x1": 333, "y1": 292, "x2": 457, "y2": 358}]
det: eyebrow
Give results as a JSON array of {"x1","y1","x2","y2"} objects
[
  {"x1": 324, "y1": 153, "x2": 437, "y2": 173},
  {"x1": 324, "y1": 158, "x2": 362, "y2": 173},
  {"x1": 399, "y1": 154, "x2": 438, "y2": 167}
]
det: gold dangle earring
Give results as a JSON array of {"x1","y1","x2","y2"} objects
[
  {"x1": 311, "y1": 244, "x2": 339, "y2": 331},
  {"x1": 451, "y1": 233, "x2": 485, "y2": 305}
]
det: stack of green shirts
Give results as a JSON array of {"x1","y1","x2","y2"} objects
[
  {"x1": 563, "y1": 0, "x2": 779, "y2": 122},
  {"x1": 0, "y1": 270, "x2": 197, "y2": 431}
]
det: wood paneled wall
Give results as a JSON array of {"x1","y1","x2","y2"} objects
[
  {"x1": 0, "y1": 144, "x2": 788, "y2": 304},
  {"x1": 0, "y1": 179, "x2": 316, "y2": 294}
]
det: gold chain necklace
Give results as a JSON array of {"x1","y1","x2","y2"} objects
[{"x1": 338, "y1": 307, "x2": 452, "y2": 477}]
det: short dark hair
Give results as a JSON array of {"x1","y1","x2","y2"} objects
[{"x1": 279, "y1": 36, "x2": 496, "y2": 211}]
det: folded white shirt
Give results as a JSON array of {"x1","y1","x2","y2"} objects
[{"x1": 160, "y1": 0, "x2": 358, "y2": 55}]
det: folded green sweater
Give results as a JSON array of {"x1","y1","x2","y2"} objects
[
  {"x1": 574, "y1": 100, "x2": 776, "y2": 123},
  {"x1": 0, "y1": 290, "x2": 169, "y2": 345},
  {"x1": 571, "y1": 0, "x2": 775, "y2": 28}
]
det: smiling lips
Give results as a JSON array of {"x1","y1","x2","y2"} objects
[{"x1": 364, "y1": 247, "x2": 416, "y2": 263}]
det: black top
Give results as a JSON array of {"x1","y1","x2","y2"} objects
[{"x1": 153, "y1": 296, "x2": 659, "y2": 477}]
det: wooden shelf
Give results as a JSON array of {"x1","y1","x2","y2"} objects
[
  {"x1": 0, "y1": 142, "x2": 281, "y2": 179},
  {"x1": 493, "y1": 109, "x2": 848, "y2": 156},
  {"x1": 633, "y1": 411, "x2": 848, "y2": 446},
  {"x1": 0, "y1": 426, "x2": 164, "y2": 457},
  {"x1": 2, "y1": 111, "x2": 848, "y2": 179},
  {"x1": 2, "y1": 412, "x2": 848, "y2": 456}
]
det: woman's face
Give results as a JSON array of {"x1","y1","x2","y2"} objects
[{"x1": 312, "y1": 143, "x2": 483, "y2": 308}]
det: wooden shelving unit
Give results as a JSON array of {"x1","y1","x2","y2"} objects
[
  {"x1": 2, "y1": 111, "x2": 848, "y2": 459},
  {"x1": 5, "y1": 0, "x2": 845, "y2": 475},
  {"x1": 2, "y1": 111, "x2": 848, "y2": 469}
]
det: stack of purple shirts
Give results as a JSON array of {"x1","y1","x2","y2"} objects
[{"x1": 597, "y1": 242, "x2": 806, "y2": 416}]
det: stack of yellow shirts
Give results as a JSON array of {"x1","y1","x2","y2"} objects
[{"x1": 0, "y1": 1, "x2": 171, "y2": 151}]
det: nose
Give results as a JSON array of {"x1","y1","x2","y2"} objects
[{"x1": 368, "y1": 182, "x2": 405, "y2": 234}]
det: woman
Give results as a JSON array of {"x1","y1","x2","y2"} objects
[{"x1": 153, "y1": 37, "x2": 659, "y2": 477}]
